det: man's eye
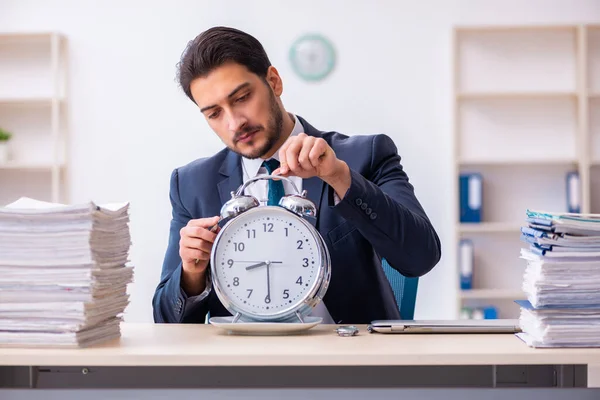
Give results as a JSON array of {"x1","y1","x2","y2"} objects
[
  {"x1": 208, "y1": 111, "x2": 220, "y2": 119},
  {"x1": 236, "y1": 93, "x2": 249, "y2": 103}
]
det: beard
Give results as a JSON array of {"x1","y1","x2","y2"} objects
[{"x1": 231, "y1": 89, "x2": 283, "y2": 160}]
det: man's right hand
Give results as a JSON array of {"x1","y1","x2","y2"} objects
[{"x1": 179, "y1": 216, "x2": 220, "y2": 296}]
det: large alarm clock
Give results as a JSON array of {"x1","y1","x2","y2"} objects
[{"x1": 209, "y1": 175, "x2": 331, "y2": 324}]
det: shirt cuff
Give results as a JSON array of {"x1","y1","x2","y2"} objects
[{"x1": 333, "y1": 191, "x2": 341, "y2": 205}]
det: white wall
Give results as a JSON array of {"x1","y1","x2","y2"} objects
[{"x1": 0, "y1": 0, "x2": 598, "y2": 323}]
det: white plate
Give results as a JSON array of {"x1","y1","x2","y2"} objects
[{"x1": 209, "y1": 316, "x2": 322, "y2": 335}]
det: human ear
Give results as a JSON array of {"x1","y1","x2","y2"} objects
[{"x1": 266, "y1": 66, "x2": 283, "y2": 96}]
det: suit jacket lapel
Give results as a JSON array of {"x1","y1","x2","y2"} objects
[
  {"x1": 217, "y1": 150, "x2": 243, "y2": 207},
  {"x1": 297, "y1": 115, "x2": 326, "y2": 228}
]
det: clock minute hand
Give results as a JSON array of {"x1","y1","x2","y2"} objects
[{"x1": 265, "y1": 261, "x2": 271, "y2": 303}]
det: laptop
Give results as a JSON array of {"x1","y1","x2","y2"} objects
[{"x1": 368, "y1": 319, "x2": 521, "y2": 334}]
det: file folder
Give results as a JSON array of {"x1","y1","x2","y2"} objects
[
  {"x1": 460, "y1": 173, "x2": 482, "y2": 223},
  {"x1": 459, "y1": 239, "x2": 474, "y2": 290},
  {"x1": 566, "y1": 172, "x2": 581, "y2": 214}
]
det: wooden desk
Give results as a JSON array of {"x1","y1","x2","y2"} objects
[{"x1": 0, "y1": 323, "x2": 597, "y2": 389}]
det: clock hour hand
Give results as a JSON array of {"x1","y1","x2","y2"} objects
[
  {"x1": 245, "y1": 261, "x2": 283, "y2": 271},
  {"x1": 245, "y1": 261, "x2": 267, "y2": 271}
]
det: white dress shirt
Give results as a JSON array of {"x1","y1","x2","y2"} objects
[{"x1": 240, "y1": 114, "x2": 335, "y2": 324}]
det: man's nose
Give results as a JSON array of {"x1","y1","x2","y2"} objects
[{"x1": 227, "y1": 111, "x2": 248, "y2": 133}]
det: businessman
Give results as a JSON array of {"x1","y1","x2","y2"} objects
[{"x1": 153, "y1": 26, "x2": 441, "y2": 324}]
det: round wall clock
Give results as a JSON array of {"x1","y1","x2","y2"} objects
[{"x1": 289, "y1": 33, "x2": 336, "y2": 81}]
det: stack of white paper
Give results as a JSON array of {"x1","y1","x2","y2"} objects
[
  {"x1": 0, "y1": 197, "x2": 133, "y2": 348},
  {"x1": 517, "y1": 209, "x2": 600, "y2": 347},
  {"x1": 516, "y1": 300, "x2": 600, "y2": 348}
]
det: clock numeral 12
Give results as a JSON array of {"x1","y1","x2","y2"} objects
[{"x1": 263, "y1": 223, "x2": 274, "y2": 233}]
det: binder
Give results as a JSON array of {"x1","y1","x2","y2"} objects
[
  {"x1": 566, "y1": 171, "x2": 581, "y2": 214},
  {"x1": 483, "y1": 306, "x2": 498, "y2": 319},
  {"x1": 460, "y1": 173, "x2": 482, "y2": 222},
  {"x1": 459, "y1": 239, "x2": 474, "y2": 290}
]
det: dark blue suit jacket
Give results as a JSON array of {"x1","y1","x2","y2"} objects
[{"x1": 152, "y1": 116, "x2": 441, "y2": 324}]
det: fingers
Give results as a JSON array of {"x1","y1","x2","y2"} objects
[
  {"x1": 276, "y1": 133, "x2": 336, "y2": 179},
  {"x1": 179, "y1": 216, "x2": 220, "y2": 266},
  {"x1": 181, "y1": 235, "x2": 213, "y2": 253},
  {"x1": 284, "y1": 135, "x2": 304, "y2": 172},
  {"x1": 298, "y1": 136, "x2": 316, "y2": 170},
  {"x1": 186, "y1": 216, "x2": 219, "y2": 228},
  {"x1": 308, "y1": 138, "x2": 327, "y2": 168},
  {"x1": 181, "y1": 225, "x2": 218, "y2": 243},
  {"x1": 181, "y1": 246, "x2": 211, "y2": 263},
  {"x1": 278, "y1": 138, "x2": 291, "y2": 175}
]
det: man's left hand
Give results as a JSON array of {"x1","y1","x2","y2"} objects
[{"x1": 272, "y1": 132, "x2": 351, "y2": 199}]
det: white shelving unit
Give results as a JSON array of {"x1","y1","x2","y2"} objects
[
  {"x1": 0, "y1": 32, "x2": 68, "y2": 206},
  {"x1": 452, "y1": 24, "x2": 598, "y2": 320}
]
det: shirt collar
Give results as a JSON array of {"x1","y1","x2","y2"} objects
[{"x1": 242, "y1": 113, "x2": 304, "y2": 178}]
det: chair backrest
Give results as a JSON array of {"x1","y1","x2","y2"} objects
[{"x1": 381, "y1": 258, "x2": 419, "y2": 320}]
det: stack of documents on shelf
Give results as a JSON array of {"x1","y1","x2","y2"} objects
[
  {"x1": 0, "y1": 197, "x2": 133, "y2": 348},
  {"x1": 517, "y1": 209, "x2": 600, "y2": 347}
]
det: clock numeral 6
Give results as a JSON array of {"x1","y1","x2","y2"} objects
[
  {"x1": 283, "y1": 289, "x2": 290, "y2": 299},
  {"x1": 234, "y1": 242, "x2": 245, "y2": 252}
]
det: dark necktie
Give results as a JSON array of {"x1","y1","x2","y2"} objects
[{"x1": 262, "y1": 159, "x2": 285, "y2": 206}]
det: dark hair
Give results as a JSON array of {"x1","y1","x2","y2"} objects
[{"x1": 177, "y1": 26, "x2": 272, "y2": 103}]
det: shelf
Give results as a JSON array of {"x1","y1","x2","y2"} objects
[
  {"x1": 456, "y1": 27, "x2": 576, "y2": 94},
  {"x1": 458, "y1": 96, "x2": 577, "y2": 162},
  {"x1": 458, "y1": 223, "x2": 522, "y2": 234},
  {"x1": 457, "y1": 91, "x2": 576, "y2": 100},
  {"x1": 459, "y1": 159, "x2": 577, "y2": 167},
  {"x1": 460, "y1": 289, "x2": 525, "y2": 300},
  {"x1": 0, "y1": 162, "x2": 62, "y2": 170},
  {"x1": 0, "y1": 97, "x2": 62, "y2": 107},
  {"x1": 452, "y1": 23, "x2": 596, "y2": 320},
  {"x1": 0, "y1": 32, "x2": 63, "y2": 41},
  {"x1": 455, "y1": 25, "x2": 576, "y2": 33}
]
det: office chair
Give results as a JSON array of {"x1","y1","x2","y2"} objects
[{"x1": 381, "y1": 258, "x2": 419, "y2": 319}]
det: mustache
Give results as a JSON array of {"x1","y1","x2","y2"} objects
[{"x1": 233, "y1": 125, "x2": 263, "y2": 142}]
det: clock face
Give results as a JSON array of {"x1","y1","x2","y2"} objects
[{"x1": 212, "y1": 207, "x2": 322, "y2": 320}]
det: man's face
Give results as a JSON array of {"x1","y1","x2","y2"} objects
[{"x1": 190, "y1": 62, "x2": 283, "y2": 159}]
